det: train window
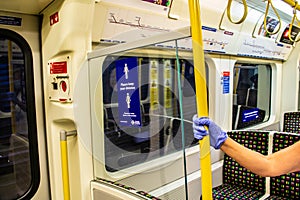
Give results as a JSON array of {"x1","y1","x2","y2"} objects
[
  {"x1": 0, "y1": 30, "x2": 39, "y2": 199},
  {"x1": 232, "y1": 63, "x2": 271, "y2": 129},
  {"x1": 99, "y1": 38, "x2": 206, "y2": 172}
]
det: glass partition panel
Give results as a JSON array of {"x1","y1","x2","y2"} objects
[
  {"x1": 101, "y1": 42, "x2": 198, "y2": 172},
  {"x1": 90, "y1": 36, "x2": 208, "y2": 199}
]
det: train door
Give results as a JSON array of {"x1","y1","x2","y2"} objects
[{"x1": 0, "y1": 14, "x2": 49, "y2": 199}]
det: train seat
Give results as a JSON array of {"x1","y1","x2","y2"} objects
[
  {"x1": 282, "y1": 112, "x2": 300, "y2": 133},
  {"x1": 211, "y1": 131, "x2": 300, "y2": 199},
  {"x1": 212, "y1": 184, "x2": 265, "y2": 199},
  {"x1": 211, "y1": 131, "x2": 269, "y2": 199},
  {"x1": 266, "y1": 132, "x2": 300, "y2": 199}
]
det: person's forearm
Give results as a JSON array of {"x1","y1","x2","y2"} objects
[{"x1": 220, "y1": 137, "x2": 273, "y2": 177}]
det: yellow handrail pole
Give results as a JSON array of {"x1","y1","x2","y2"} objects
[
  {"x1": 60, "y1": 130, "x2": 77, "y2": 200},
  {"x1": 282, "y1": 0, "x2": 300, "y2": 11},
  {"x1": 60, "y1": 131, "x2": 70, "y2": 200},
  {"x1": 8, "y1": 40, "x2": 16, "y2": 134},
  {"x1": 188, "y1": 1, "x2": 212, "y2": 200}
]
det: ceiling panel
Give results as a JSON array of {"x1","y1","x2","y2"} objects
[{"x1": 0, "y1": 0, "x2": 54, "y2": 15}]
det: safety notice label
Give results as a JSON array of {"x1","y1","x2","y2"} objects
[
  {"x1": 0, "y1": 16, "x2": 22, "y2": 26},
  {"x1": 116, "y1": 57, "x2": 141, "y2": 127},
  {"x1": 50, "y1": 61, "x2": 67, "y2": 74},
  {"x1": 222, "y1": 71, "x2": 230, "y2": 94}
]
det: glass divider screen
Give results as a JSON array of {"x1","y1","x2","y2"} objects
[{"x1": 89, "y1": 36, "x2": 203, "y2": 199}]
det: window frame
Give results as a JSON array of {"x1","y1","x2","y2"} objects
[
  {"x1": 232, "y1": 62, "x2": 272, "y2": 129},
  {"x1": 0, "y1": 28, "x2": 40, "y2": 200}
]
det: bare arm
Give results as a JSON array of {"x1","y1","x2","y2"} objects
[{"x1": 220, "y1": 137, "x2": 300, "y2": 177}]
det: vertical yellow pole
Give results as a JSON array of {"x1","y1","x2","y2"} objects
[
  {"x1": 8, "y1": 40, "x2": 16, "y2": 134},
  {"x1": 188, "y1": 0, "x2": 213, "y2": 199},
  {"x1": 60, "y1": 131, "x2": 71, "y2": 200}
]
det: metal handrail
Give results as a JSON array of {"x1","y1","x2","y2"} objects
[
  {"x1": 60, "y1": 130, "x2": 77, "y2": 200},
  {"x1": 188, "y1": 0, "x2": 213, "y2": 199}
]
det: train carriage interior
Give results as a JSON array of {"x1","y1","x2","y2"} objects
[{"x1": 0, "y1": 0, "x2": 300, "y2": 199}]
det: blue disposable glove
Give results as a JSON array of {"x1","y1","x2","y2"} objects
[{"x1": 192, "y1": 115, "x2": 228, "y2": 149}]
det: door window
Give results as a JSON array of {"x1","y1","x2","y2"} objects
[
  {"x1": 232, "y1": 63, "x2": 271, "y2": 129},
  {"x1": 0, "y1": 29, "x2": 40, "y2": 200}
]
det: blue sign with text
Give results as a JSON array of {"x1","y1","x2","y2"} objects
[
  {"x1": 242, "y1": 108, "x2": 259, "y2": 122},
  {"x1": 116, "y1": 57, "x2": 141, "y2": 127},
  {"x1": 222, "y1": 71, "x2": 230, "y2": 94}
]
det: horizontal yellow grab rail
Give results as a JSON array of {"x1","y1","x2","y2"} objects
[{"x1": 282, "y1": 0, "x2": 300, "y2": 11}]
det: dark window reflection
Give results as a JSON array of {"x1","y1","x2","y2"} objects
[
  {"x1": 0, "y1": 39, "x2": 31, "y2": 199},
  {"x1": 232, "y1": 64, "x2": 271, "y2": 129}
]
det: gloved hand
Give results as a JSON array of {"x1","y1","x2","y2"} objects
[{"x1": 192, "y1": 115, "x2": 228, "y2": 149}]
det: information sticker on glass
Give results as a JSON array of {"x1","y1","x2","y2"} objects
[{"x1": 116, "y1": 57, "x2": 142, "y2": 127}]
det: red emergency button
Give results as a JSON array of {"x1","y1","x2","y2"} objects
[{"x1": 60, "y1": 80, "x2": 67, "y2": 92}]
